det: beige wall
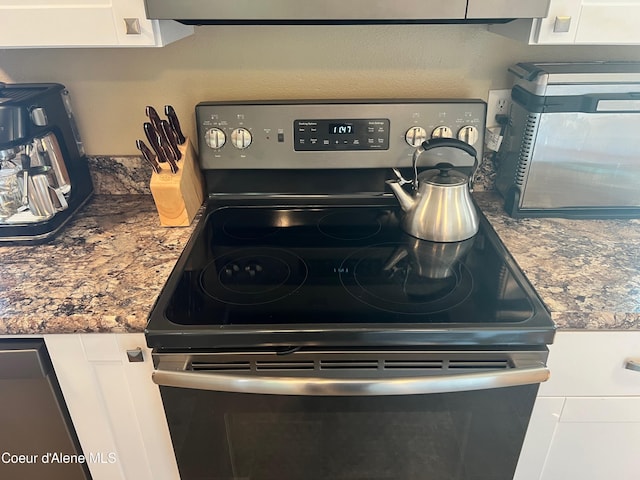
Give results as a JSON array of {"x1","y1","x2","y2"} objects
[{"x1": 1, "y1": 24, "x2": 640, "y2": 155}]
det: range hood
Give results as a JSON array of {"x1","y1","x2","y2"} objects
[{"x1": 144, "y1": 0, "x2": 551, "y2": 25}]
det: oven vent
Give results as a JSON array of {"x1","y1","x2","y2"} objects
[
  {"x1": 448, "y1": 360, "x2": 509, "y2": 369},
  {"x1": 514, "y1": 112, "x2": 540, "y2": 188},
  {"x1": 191, "y1": 360, "x2": 318, "y2": 371},
  {"x1": 383, "y1": 360, "x2": 443, "y2": 370},
  {"x1": 256, "y1": 361, "x2": 315, "y2": 371},
  {"x1": 190, "y1": 357, "x2": 510, "y2": 373},
  {"x1": 321, "y1": 360, "x2": 379, "y2": 370},
  {"x1": 191, "y1": 361, "x2": 252, "y2": 371}
]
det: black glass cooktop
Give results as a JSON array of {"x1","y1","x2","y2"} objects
[{"x1": 146, "y1": 202, "x2": 554, "y2": 349}]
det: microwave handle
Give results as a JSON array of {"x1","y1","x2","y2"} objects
[
  {"x1": 152, "y1": 364, "x2": 549, "y2": 396},
  {"x1": 595, "y1": 99, "x2": 640, "y2": 112}
]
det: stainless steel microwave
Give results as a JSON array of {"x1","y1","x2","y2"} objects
[
  {"x1": 144, "y1": 0, "x2": 551, "y2": 24},
  {"x1": 496, "y1": 62, "x2": 640, "y2": 219}
]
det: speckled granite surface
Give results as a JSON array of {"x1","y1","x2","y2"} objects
[
  {"x1": 475, "y1": 192, "x2": 640, "y2": 330},
  {"x1": 0, "y1": 195, "x2": 196, "y2": 335},
  {"x1": 88, "y1": 156, "x2": 152, "y2": 195},
  {"x1": 87, "y1": 153, "x2": 498, "y2": 195}
]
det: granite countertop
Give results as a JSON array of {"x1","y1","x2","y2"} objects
[
  {"x1": 0, "y1": 195, "x2": 196, "y2": 335},
  {"x1": 0, "y1": 192, "x2": 639, "y2": 335},
  {"x1": 475, "y1": 192, "x2": 640, "y2": 330}
]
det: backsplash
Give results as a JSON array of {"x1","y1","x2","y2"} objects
[
  {"x1": 88, "y1": 156, "x2": 152, "y2": 195},
  {"x1": 473, "y1": 154, "x2": 497, "y2": 192},
  {"x1": 88, "y1": 155, "x2": 497, "y2": 195}
]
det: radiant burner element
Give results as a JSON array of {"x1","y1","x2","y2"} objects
[
  {"x1": 339, "y1": 243, "x2": 474, "y2": 314},
  {"x1": 200, "y1": 248, "x2": 309, "y2": 305}
]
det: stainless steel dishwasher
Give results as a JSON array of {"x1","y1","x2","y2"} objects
[{"x1": 0, "y1": 339, "x2": 91, "y2": 479}]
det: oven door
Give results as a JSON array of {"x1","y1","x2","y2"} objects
[{"x1": 153, "y1": 349, "x2": 548, "y2": 480}]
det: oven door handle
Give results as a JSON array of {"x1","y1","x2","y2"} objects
[{"x1": 152, "y1": 364, "x2": 550, "y2": 396}]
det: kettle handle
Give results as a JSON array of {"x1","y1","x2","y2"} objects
[
  {"x1": 412, "y1": 137, "x2": 478, "y2": 190},
  {"x1": 421, "y1": 137, "x2": 477, "y2": 157}
]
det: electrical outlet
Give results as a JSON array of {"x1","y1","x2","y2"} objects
[{"x1": 486, "y1": 89, "x2": 512, "y2": 128}]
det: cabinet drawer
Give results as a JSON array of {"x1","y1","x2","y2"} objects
[
  {"x1": 561, "y1": 397, "x2": 640, "y2": 423},
  {"x1": 539, "y1": 397, "x2": 640, "y2": 480},
  {"x1": 540, "y1": 331, "x2": 640, "y2": 397}
]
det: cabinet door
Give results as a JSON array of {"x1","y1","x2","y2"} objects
[
  {"x1": 0, "y1": 0, "x2": 192, "y2": 47},
  {"x1": 539, "y1": 331, "x2": 640, "y2": 397},
  {"x1": 110, "y1": 0, "x2": 193, "y2": 47},
  {"x1": 45, "y1": 333, "x2": 179, "y2": 480},
  {"x1": 534, "y1": 0, "x2": 640, "y2": 44},
  {"x1": 540, "y1": 397, "x2": 640, "y2": 480},
  {"x1": 574, "y1": 0, "x2": 640, "y2": 44},
  {"x1": 0, "y1": 0, "x2": 119, "y2": 47},
  {"x1": 513, "y1": 397, "x2": 565, "y2": 480},
  {"x1": 531, "y1": 0, "x2": 582, "y2": 44}
]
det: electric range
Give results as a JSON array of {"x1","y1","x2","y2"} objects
[
  {"x1": 145, "y1": 100, "x2": 554, "y2": 350},
  {"x1": 146, "y1": 198, "x2": 554, "y2": 349},
  {"x1": 145, "y1": 100, "x2": 555, "y2": 480}
]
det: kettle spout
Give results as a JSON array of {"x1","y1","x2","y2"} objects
[{"x1": 385, "y1": 179, "x2": 416, "y2": 213}]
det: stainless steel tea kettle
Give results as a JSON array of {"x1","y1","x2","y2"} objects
[
  {"x1": 383, "y1": 234, "x2": 475, "y2": 280},
  {"x1": 386, "y1": 138, "x2": 479, "y2": 242}
]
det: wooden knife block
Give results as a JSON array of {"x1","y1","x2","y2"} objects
[{"x1": 149, "y1": 138, "x2": 204, "y2": 226}]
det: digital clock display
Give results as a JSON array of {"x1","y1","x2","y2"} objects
[
  {"x1": 329, "y1": 123, "x2": 354, "y2": 135},
  {"x1": 293, "y1": 118, "x2": 389, "y2": 151}
]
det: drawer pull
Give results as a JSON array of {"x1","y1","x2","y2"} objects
[{"x1": 625, "y1": 360, "x2": 640, "y2": 373}]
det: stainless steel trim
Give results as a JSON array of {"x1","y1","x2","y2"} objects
[
  {"x1": 552, "y1": 15, "x2": 572, "y2": 33},
  {"x1": 124, "y1": 18, "x2": 142, "y2": 35},
  {"x1": 126, "y1": 348, "x2": 144, "y2": 363},
  {"x1": 0, "y1": 192, "x2": 92, "y2": 243},
  {"x1": 597, "y1": 100, "x2": 640, "y2": 112},
  {"x1": 152, "y1": 364, "x2": 549, "y2": 396},
  {"x1": 195, "y1": 101, "x2": 485, "y2": 170},
  {"x1": 144, "y1": 0, "x2": 550, "y2": 21},
  {"x1": 466, "y1": 0, "x2": 550, "y2": 19},
  {"x1": 518, "y1": 111, "x2": 640, "y2": 209},
  {"x1": 625, "y1": 360, "x2": 640, "y2": 373}
]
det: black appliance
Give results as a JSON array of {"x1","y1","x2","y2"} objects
[
  {"x1": 0, "y1": 83, "x2": 93, "y2": 243},
  {"x1": 0, "y1": 339, "x2": 91, "y2": 479},
  {"x1": 146, "y1": 100, "x2": 555, "y2": 480}
]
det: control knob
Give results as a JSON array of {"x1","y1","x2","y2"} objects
[
  {"x1": 431, "y1": 126, "x2": 453, "y2": 139},
  {"x1": 457, "y1": 125, "x2": 479, "y2": 145},
  {"x1": 231, "y1": 127, "x2": 252, "y2": 149},
  {"x1": 404, "y1": 126, "x2": 427, "y2": 148},
  {"x1": 205, "y1": 128, "x2": 226, "y2": 149}
]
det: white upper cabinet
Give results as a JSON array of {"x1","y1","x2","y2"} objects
[
  {"x1": 490, "y1": 0, "x2": 640, "y2": 45},
  {"x1": 0, "y1": 0, "x2": 193, "y2": 48}
]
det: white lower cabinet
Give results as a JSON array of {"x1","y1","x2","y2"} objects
[
  {"x1": 44, "y1": 333, "x2": 179, "y2": 480},
  {"x1": 515, "y1": 331, "x2": 640, "y2": 480}
]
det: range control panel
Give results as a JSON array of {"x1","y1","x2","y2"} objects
[
  {"x1": 196, "y1": 100, "x2": 486, "y2": 170},
  {"x1": 294, "y1": 118, "x2": 390, "y2": 151}
]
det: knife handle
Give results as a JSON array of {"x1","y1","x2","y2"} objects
[
  {"x1": 144, "y1": 122, "x2": 167, "y2": 162},
  {"x1": 161, "y1": 119, "x2": 182, "y2": 161},
  {"x1": 165, "y1": 105, "x2": 187, "y2": 145},
  {"x1": 164, "y1": 147, "x2": 179, "y2": 174},
  {"x1": 146, "y1": 106, "x2": 163, "y2": 136},
  {"x1": 135, "y1": 139, "x2": 161, "y2": 174}
]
